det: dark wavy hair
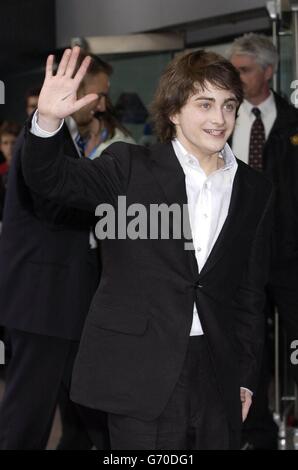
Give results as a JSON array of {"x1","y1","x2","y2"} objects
[{"x1": 150, "y1": 50, "x2": 243, "y2": 143}]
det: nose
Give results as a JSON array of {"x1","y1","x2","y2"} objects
[
  {"x1": 96, "y1": 95, "x2": 107, "y2": 112},
  {"x1": 210, "y1": 106, "x2": 225, "y2": 126},
  {"x1": 239, "y1": 72, "x2": 245, "y2": 84}
]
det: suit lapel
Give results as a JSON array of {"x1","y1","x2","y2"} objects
[
  {"x1": 148, "y1": 142, "x2": 198, "y2": 278},
  {"x1": 149, "y1": 143, "x2": 187, "y2": 206}
]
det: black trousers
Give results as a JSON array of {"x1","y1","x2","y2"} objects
[
  {"x1": 108, "y1": 336, "x2": 239, "y2": 450},
  {"x1": 0, "y1": 329, "x2": 109, "y2": 450}
]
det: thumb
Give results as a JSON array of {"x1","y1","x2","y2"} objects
[{"x1": 73, "y1": 93, "x2": 99, "y2": 113}]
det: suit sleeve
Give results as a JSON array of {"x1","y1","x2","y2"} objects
[
  {"x1": 5, "y1": 128, "x2": 93, "y2": 230},
  {"x1": 21, "y1": 125, "x2": 130, "y2": 213},
  {"x1": 232, "y1": 187, "x2": 274, "y2": 393}
]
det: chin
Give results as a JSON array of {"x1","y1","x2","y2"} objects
[{"x1": 205, "y1": 139, "x2": 226, "y2": 151}]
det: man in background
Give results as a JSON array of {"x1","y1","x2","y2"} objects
[
  {"x1": 25, "y1": 87, "x2": 41, "y2": 118},
  {"x1": 229, "y1": 32, "x2": 298, "y2": 450},
  {"x1": 0, "y1": 51, "x2": 111, "y2": 449}
]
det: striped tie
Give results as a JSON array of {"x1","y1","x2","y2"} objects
[{"x1": 75, "y1": 134, "x2": 86, "y2": 158}]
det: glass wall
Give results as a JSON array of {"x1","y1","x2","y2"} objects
[{"x1": 106, "y1": 52, "x2": 173, "y2": 142}]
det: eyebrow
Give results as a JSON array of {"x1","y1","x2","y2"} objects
[{"x1": 194, "y1": 97, "x2": 238, "y2": 103}]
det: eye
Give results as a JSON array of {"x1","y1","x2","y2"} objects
[
  {"x1": 199, "y1": 102, "x2": 211, "y2": 110},
  {"x1": 224, "y1": 102, "x2": 236, "y2": 112}
]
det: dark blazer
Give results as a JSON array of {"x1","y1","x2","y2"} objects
[
  {"x1": 22, "y1": 129, "x2": 273, "y2": 430},
  {"x1": 263, "y1": 93, "x2": 298, "y2": 269},
  {"x1": 0, "y1": 125, "x2": 99, "y2": 340},
  {"x1": 231, "y1": 92, "x2": 298, "y2": 269}
]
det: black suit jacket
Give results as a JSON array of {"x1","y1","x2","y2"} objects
[
  {"x1": 0, "y1": 125, "x2": 99, "y2": 340},
  {"x1": 231, "y1": 92, "x2": 298, "y2": 269},
  {"x1": 22, "y1": 129, "x2": 273, "y2": 430},
  {"x1": 263, "y1": 93, "x2": 298, "y2": 269}
]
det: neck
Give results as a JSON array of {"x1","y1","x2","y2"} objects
[
  {"x1": 199, "y1": 153, "x2": 224, "y2": 176},
  {"x1": 76, "y1": 123, "x2": 90, "y2": 138},
  {"x1": 247, "y1": 88, "x2": 270, "y2": 106},
  {"x1": 176, "y1": 138, "x2": 225, "y2": 176}
]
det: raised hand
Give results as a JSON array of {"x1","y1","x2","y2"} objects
[
  {"x1": 240, "y1": 388, "x2": 252, "y2": 422},
  {"x1": 37, "y1": 46, "x2": 99, "y2": 132}
]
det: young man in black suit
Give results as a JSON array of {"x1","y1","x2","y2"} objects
[{"x1": 22, "y1": 47, "x2": 274, "y2": 450}]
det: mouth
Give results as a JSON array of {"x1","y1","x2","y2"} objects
[{"x1": 203, "y1": 129, "x2": 226, "y2": 137}]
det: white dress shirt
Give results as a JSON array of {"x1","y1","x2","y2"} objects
[
  {"x1": 232, "y1": 92, "x2": 277, "y2": 164},
  {"x1": 172, "y1": 139, "x2": 238, "y2": 336},
  {"x1": 31, "y1": 110, "x2": 64, "y2": 138}
]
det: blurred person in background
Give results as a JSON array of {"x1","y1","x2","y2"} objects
[
  {"x1": 84, "y1": 96, "x2": 135, "y2": 159},
  {"x1": 0, "y1": 121, "x2": 21, "y2": 222},
  {"x1": 25, "y1": 87, "x2": 41, "y2": 117},
  {"x1": 229, "y1": 32, "x2": 298, "y2": 450},
  {"x1": 0, "y1": 51, "x2": 112, "y2": 450},
  {"x1": 0, "y1": 121, "x2": 21, "y2": 168}
]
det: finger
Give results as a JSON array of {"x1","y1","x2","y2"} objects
[
  {"x1": 56, "y1": 48, "x2": 72, "y2": 76},
  {"x1": 73, "y1": 56, "x2": 92, "y2": 87},
  {"x1": 65, "y1": 46, "x2": 81, "y2": 78},
  {"x1": 242, "y1": 402, "x2": 247, "y2": 421},
  {"x1": 242, "y1": 399, "x2": 252, "y2": 421},
  {"x1": 72, "y1": 93, "x2": 99, "y2": 113},
  {"x1": 45, "y1": 55, "x2": 54, "y2": 79}
]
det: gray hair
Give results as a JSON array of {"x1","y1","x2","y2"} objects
[{"x1": 229, "y1": 33, "x2": 279, "y2": 73}]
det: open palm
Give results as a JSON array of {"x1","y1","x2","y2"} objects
[{"x1": 38, "y1": 46, "x2": 98, "y2": 123}]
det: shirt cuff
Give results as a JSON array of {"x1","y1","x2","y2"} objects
[
  {"x1": 241, "y1": 387, "x2": 253, "y2": 396},
  {"x1": 30, "y1": 110, "x2": 64, "y2": 137}
]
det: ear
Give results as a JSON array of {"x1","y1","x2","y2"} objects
[
  {"x1": 170, "y1": 113, "x2": 179, "y2": 126},
  {"x1": 264, "y1": 64, "x2": 274, "y2": 82}
]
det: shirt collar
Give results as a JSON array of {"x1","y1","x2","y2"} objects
[
  {"x1": 66, "y1": 116, "x2": 79, "y2": 142},
  {"x1": 172, "y1": 138, "x2": 237, "y2": 173},
  {"x1": 242, "y1": 90, "x2": 275, "y2": 118}
]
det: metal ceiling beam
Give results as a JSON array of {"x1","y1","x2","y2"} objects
[{"x1": 71, "y1": 33, "x2": 184, "y2": 55}]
